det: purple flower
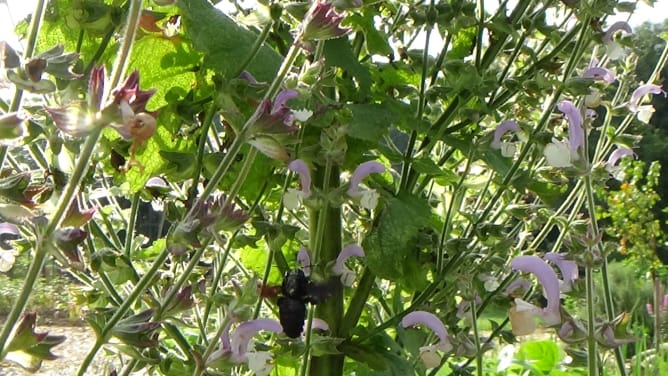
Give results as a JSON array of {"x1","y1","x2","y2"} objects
[
  {"x1": 603, "y1": 21, "x2": 632, "y2": 60},
  {"x1": 510, "y1": 255, "x2": 561, "y2": 327},
  {"x1": 284, "y1": 159, "x2": 312, "y2": 210},
  {"x1": 229, "y1": 318, "x2": 283, "y2": 360},
  {"x1": 557, "y1": 318, "x2": 587, "y2": 344},
  {"x1": 214, "y1": 318, "x2": 282, "y2": 376},
  {"x1": 45, "y1": 105, "x2": 95, "y2": 137},
  {"x1": 544, "y1": 252, "x2": 578, "y2": 292},
  {"x1": 606, "y1": 147, "x2": 635, "y2": 171},
  {"x1": 603, "y1": 21, "x2": 632, "y2": 44},
  {"x1": 302, "y1": 1, "x2": 351, "y2": 41},
  {"x1": 585, "y1": 109, "x2": 598, "y2": 119},
  {"x1": 491, "y1": 120, "x2": 520, "y2": 149},
  {"x1": 401, "y1": 311, "x2": 453, "y2": 368},
  {"x1": 504, "y1": 278, "x2": 531, "y2": 297},
  {"x1": 289, "y1": 159, "x2": 312, "y2": 196},
  {"x1": 347, "y1": 161, "x2": 385, "y2": 209},
  {"x1": 311, "y1": 318, "x2": 330, "y2": 332},
  {"x1": 582, "y1": 67, "x2": 616, "y2": 84},
  {"x1": 628, "y1": 83, "x2": 666, "y2": 112},
  {"x1": 252, "y1": 89, "x2": 299, "y2": 134},
  {"x1": 297, "y1": 248, "x2": 311, "y2": 276},
  {"x1": 597, "y1": 323, "x2": 636, "y2": 348},
  {"x1": 88, "y1": 66, "x2": 106, "y2": 111},
  {"x1": 333, "y1": 244, "x2": 365, "y2": 286},
  {"x1": 557, "y1": 100, "x2": 584, "y2": 154}
]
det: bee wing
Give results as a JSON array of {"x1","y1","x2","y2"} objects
[{"x1": 304, "y1": 277, "x2": 341, "y2": 304}]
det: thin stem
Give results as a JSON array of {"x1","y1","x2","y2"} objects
[
  {"x1": 77, "y1": 252, "x2": 170, "y2": 375},
  {"x1": 231, "y1": 20, "x2": 275, "y2": 78},
  {"x1": 124, "y1": 192, "x2": 140, "y2": 258},
  {"x1": 299, "y1": 308, "x2": 316, "y2": 376},
  {"x1": 0, "y1": 126, "x2": 104, "y2": 358},
  {"x1": 585, "y1": 265, "x2": 598, "y2": 375},
  {"x1": 187, "y1": 42, "x2": 301, "y2": 214}
]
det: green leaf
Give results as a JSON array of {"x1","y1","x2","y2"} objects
[
  {"x1": 347, "y1": 10, "x2": 392, "y2": 56},
  {"x1": 363, "y1": 193, "x2": 432, "y2": 280},
  {"x1": 323, "y1": 38, "x2": 372, "y2": 98},
  {"x1": 177, "y1": 0, "x2": 281, "y2": 81},
  {"x1": 128, "y1": 36, "x2": 200, "y2": 109},
  {"x1": 346, "y1": 103, "x2": 399, "y2": 142},
  {"x1": 517, "y1": 340, "x2": 561, "y2": 373},
  {"x1": 448, "y1": 26, "x2": 476, "y2": 60}
]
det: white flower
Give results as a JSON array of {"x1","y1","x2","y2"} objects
[
  {"x1": 246, "y1": 351, "x2": 274, "y2": 376},
  {"x1": 544, "y1": 138, "x2": 575, "y2": 168},
  {"x1": 293, "y1": 109, "x2": 313, "y2": 122}
]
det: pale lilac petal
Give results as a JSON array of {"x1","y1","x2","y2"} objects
[
  {"x1": 0, "y1": 222, "x2": 19, "y2": 236},
  {"x1": 599, "y1": 325, "x2": 635, "y2": 347},
  {"x1": 272, "y1": 90, "x2": 298, "y2": 114},
  {"x1": 348, "y1": 161, "x2": 385, "y2": 197},
  {"x1": 629, "y1": 84, "x2": 666, "y2": 112},
  {"x1": 607, "y1": 147, "x2": 635, "y2": 168},
  {"x1": 585, "y1": 109, "x2": 597, "y2": 119},
  {"x1": 582, "y1": 67, "x2": 616, "y2": 84},
  {"x1": 230, "y1": 319, "x2": 282, "y2": 360},
  {"x1": 288, "y1": 159, "x2": 312, "y2": 196},
  {"x1": 504, "y1": 278, "x2": 531, "y2": 296},
  {"x1": 663, "y1": 293, "x2": 668, "y2": 308},
  {"x1": 510, "y1": 255, "x2": 561, "y2": 325},
  {"x1": 333, "y1": 244, "x2": 365, "y2": 275},
  {"x1": 491, "y1": 120, "x2": 520, "y2": 149},
  {"x1": 557, "y1": 101, "x2": 584, "y2": 153},
  {"x1": 220, "y1": 320, "x2": 233, "y2": 353},
  {"x1": 311, "y1": 318, "x2": 329, "y2": 332},
  {"x1": 647, "y1": 303, "x2": 654, "y2": 316},
  {"x1": 603, "y1": 21, "x2": 632, "y2": 44},
  {"x1": 297, "y1": 248, "x2": 311, "y2": 276},
  {"x1": 544, "y1": 253, "x2": 578, "y2": 286},
  {"x1": 401, "y1": 311, "x2": 451, "y2": 349}
]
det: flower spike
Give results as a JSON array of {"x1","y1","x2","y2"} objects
[
  {"x1": 491, "y1": 120, "x2": 519, "y2": 149},
  {"x1": 557, "y1": 100, "x2": 584, "y2": 154},
  {"x1": 402, "y1": 311, "x2": 453, "y2": 368},
  {"x1": 333, "y1": 244, "x2": 365, "y2": 286},
  {"x1": 510, "y1": 255, "x2": 561, "y2": 326},
  {"x1": 302, "y1": 1, "x2": 351, "y2": 41},
  {"x1": 284, "y1": 159, "x2": 312, "y2": 210},
  {"x1": 229, "y1": 318, "x2": 283, "y2": 360},
  {"x1": 544, "y1": 252, "x2": 578, "y2": 292},
  {"x1": 628, "y1": 83, "x2": 666, "y2": 112},
  {"x1": 607, "y1": 147, "x2": 635, "y2": 171},
  {"x1": 582, "y1": 67, "x2": 616, "y2": 84}
]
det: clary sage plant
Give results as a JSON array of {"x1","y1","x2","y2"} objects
[{"x1": 0, "y1": 0, "x2": 667, "y2": 375}]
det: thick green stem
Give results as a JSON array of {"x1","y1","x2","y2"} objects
[{"x1": 309, "y1": 165, "x2": 343, "y2": 376}]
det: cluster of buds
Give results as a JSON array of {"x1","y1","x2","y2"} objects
[
  {"x1": 167, "y1": 194, "x2": 249, "y2": 255},
  {"x1": 1, "y1": 43, "x2": 81, "y2": 94}
]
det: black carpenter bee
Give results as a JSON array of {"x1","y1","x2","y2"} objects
[{"x1": 276, "y1": 269, "x2": 338, "y2": 338}]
